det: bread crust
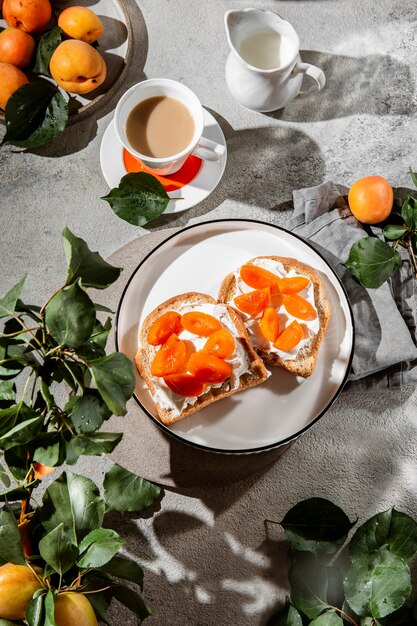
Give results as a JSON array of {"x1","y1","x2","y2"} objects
[
  {"x1": 135, "y1": 292, "x2": 269, "y2": 425},
  {"x1": 217, "y1": 257, "x2": 331, "y2": 377}
]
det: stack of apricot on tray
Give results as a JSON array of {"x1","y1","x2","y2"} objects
[{"x1": 0, "y1": 0, "x2": 106, "y2": 111}]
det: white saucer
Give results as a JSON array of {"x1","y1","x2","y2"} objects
[{"x1": 100, "y1": 109, "x2": 227, "y2": 213}]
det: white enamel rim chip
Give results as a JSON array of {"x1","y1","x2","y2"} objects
[
  {"x1": 115, "y1": 220, "x2": 355, "y2": 454},
  {"x1": 100, "y1": 109, "x2": 227, "y2": 212}
]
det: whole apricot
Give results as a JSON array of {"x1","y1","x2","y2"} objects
[
  {"x1": 58, "y1": 6, "x2": 103, "y2": 44},
  {"x1": 0, "y1": 61, "x2": 28, "y2": 109},
  {"x1": 54, "y1": 592, "x2": 98, "y2": 626},
  {"x1": 3, "y1": 0, "x2": 52, "y2": 33},
  {"x1": 0, "y1": 27, "x2": 35, "y2": 67},
  {"x1": 348, "y1": 175, "x2": 394, "y2": 224},
  {"x1": 0, "y1": 563, "x2": 44, "y2": 620},
  {"x1": 49, "y1": 39, "x2": 106, "y2": 94}
]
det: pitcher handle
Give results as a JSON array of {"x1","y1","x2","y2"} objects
[{"x1": 293, "y1": 62, "x2": 326, "y2": 96}]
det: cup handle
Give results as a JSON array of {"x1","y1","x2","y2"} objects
[
  {"x1": 293, "y1": 62, "x2": 326, "y2": 96},
  {"x1": 192, "y1": 136, "x2": 226, "y2": 162}
]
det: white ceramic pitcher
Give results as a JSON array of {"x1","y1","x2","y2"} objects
[{"x1": 225, "y1": 8, "x2": 326, "y2": 112}]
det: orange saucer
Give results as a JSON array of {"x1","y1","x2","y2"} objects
[{"x1": 123, "y1": 150, "x2": 202, "y2": 192}]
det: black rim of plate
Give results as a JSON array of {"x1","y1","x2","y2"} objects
[{"x1": 115, "y1": 218, "x2": 356, "y2": 455}]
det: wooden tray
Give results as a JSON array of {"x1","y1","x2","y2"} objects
[{"x1": 0, "y1": 0, "x2": 133, "y2": 124}]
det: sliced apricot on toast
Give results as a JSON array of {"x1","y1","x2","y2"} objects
[
  {"x1": 240, "y1": 264, "x2": 279, "y2": 289},
  {"x1": 277, "y1": 276, "x2": 309, "y2": 294},
  {"x1": 187, "y1": 352, "x2": 232, "y2": 383},
  {"x1": 164, "y1": 373, "x2": 206, "y2": 397},
  {"x1": 151, "y1": 334, "x2": 187, "y2": 377},
  {"x1": 202, "y1": 329, "x2": 235, "y2": 359},
  {"x1": 283, "y1": 294, "x2": 317, "y2": 321},
  {"x1": 234, "y1": 288, "x2": 270, "y2": 316},
  {"x1": 260, "y1": 307, "x2": 280, "y2": 343},
  {"x1": 181, "y1": 311, "x2": 222, "y2": 337},
  {"x1": 148, "y1": 311, "x2": 182, "y2": 346},
  {"x1": 274, "y1": 320, "x2": 303, "y2": 351}
]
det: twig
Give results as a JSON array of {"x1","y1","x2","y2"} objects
[{"x1": 405, "y1": 237, "x2": 417, "y2": 278}]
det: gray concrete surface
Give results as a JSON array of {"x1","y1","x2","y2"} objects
[{"x1": 1, "y1": 0, "x2": 417, "y2": 624}]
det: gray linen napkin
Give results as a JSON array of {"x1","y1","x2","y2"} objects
[{"x1": 290, "y1": 181, "x2": 417, "y2": 389}]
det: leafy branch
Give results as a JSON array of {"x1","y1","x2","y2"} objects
[
  {"x1": 267, "y1": 498, "x2": 417, "y2": 626},
  {"x1": 345, "y1": 167, "x2": 417, "y2": 288},
  {"x1": 0, "y1": 228, "x2": 162, "y2": 625}
]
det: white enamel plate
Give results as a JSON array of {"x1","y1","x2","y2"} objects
[{"x1": 116, "y1": 220, "x2": 354, "y2": 454}]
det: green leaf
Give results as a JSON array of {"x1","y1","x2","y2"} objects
[
  {"x1": 39, "y1": 523, "x2": 79, "y2": 575},
  {"x1": 77, "y1": 318, "x2": 111, "y2": 359},
  {"x1": 45, "y1": 281, "x2": 96, "y2": 348},
  {"x1": 34, "y1": 26, "x2": 62, "y2": 76},
  {"x1": 40, "y1": 380, "x2": 54, "y2": 412},
  {"x1": 280, "y1": 498, "x2": 354, "y2": 555},
  {"x1": 44, "y1": 590, "x2": 56, "y2": 626},
  {"x1": 344, "y1": 546, "x2": 411, "y2": 618},
  {"x1": 344, "y1": 237, "x2": 402, "y2": 288},
  {"x1": 0, "y1": 484, "x2": 31, "y2": 502},
  {"x1": 401, "y1": 197, "x2": 417, "y2": 231},
  {"x1": 0, "y1": 403, "x2": 36, "y2": 438},
  {"x1": 33, "y1": 434, "x2": 66, "y2": 467},
  {"x1": 86, "y1": 591, "x2": 111, "y2": 625},
  {"x1": 0, "y1": 504, "x2": 25, "y2": 565},
  {"x1": 289, "y1": 552, "x2": 328, "y2": 619},
  {"x1": 102, "y1": 172, "x2": 170, "y2": 227},
  {"x1": 349, "y1": 508, "x2": 417, "y2": 562},
  {"x1": 104, "y1": 463, "x2": 161, "y2": 513},
  {"x1": 267, "y1": 601, "x2": 303, "y2": 626},
  {"x1": 310, "y1": 610, "x2": 343, "y2": 625},
  {"x1": 98, "y1": 555, "x2": 144, "y2": 590},
  {"x1": 107, "y1": 584, "x2": 151, "y2": 622},
  {"x1": 66, "y1": 432, "x2": 122, "y2": 465},
  {"x1": 409, "y1": 166, "x2": 417, "y2": 189},
  {"x1": 0, "y1": 619, "x2": 24, "y2": 626},
  {"x1": 89, "y1": 352, "x2": 135, "y2": 416},
  {"x1": 41, "y1": 471, "x2": 105, "y2": 544},
  {"x1": 0, "y1": 414, "x2": 43, "y2": 450},
  {"x1": 0, "y1": 458, "x2": 10, "y2": 488},
  {"x1": 0, "y1": 276, "x2": 26, "y2": 319},
  {"x1": 4, "y1": 445, "x2": 29, "y2": 481},
  {"x1": 77, "y1": 528, "x2": 123, "y2": 568},
  {"x1": 0, "y1": 381, "x2": 16, "y2": 403},
  {"x1": 67, "y1": 389, "x2": 111, "y2": 434},
  {"x1": 383, "y1": 225, "x2": 408, "y2": 240},
  {"x1": 62, "y1": 227, "x2": 122, "y2": 290},
  {"x1": 3, "y1": 81, "x2": 68, "y2": 149},
  {"x1": 26, "y1": 591, "x2": 47, "y2": 626},
  {"x1": 61, "y1": 360, "x2": 86, "y2": 391}
]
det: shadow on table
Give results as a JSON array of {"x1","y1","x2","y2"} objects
[
  {"x1": 105, "y1": 385, "x2": 417, "y2": 625},
  {"x1": 267, "y1": 50, "x2": 415, "y2": 123},
  {"x1": 27, "y1": 0, "x2": 148, "y2": 158},
  {"x1": 149, "y1": 112, "x2": 326, "y2": 230}
]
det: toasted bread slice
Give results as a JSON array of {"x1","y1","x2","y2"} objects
[
  {"x1": 135, "y1": 292, "x2": 269, "y2": 425},
  {"x1": 218, "y1": 257, "x2": 331, "y2": 377}
]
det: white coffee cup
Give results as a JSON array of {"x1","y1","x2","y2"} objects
[{"x1": 114, "y1": 78, "x2": 225, "y2": 176}]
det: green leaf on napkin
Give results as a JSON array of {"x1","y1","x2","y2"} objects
[
  {"x1": 2, "y1": 80, "x2": 68, "y2": 149},
  {"x1": 102, "y1": 172, "x2": 170, "y2": 226},
  {"x1": 344, "y1": 237, "x2": 402, "y2": 288},
  {"x1": 34, "y1": 27, "x2": 62, "y2": 76}
]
